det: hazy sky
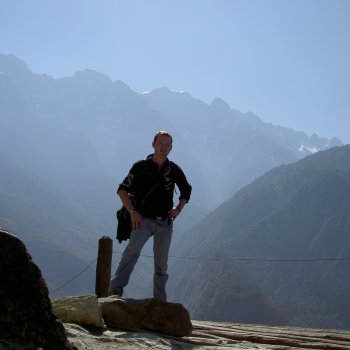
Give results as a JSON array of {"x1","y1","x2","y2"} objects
[{"x1": 1, "y1": 0, "x2": 350, "y2": 143}]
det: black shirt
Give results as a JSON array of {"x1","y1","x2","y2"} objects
[{"x1": 117, "y1": 155, "x2": 192, "y2": 218}]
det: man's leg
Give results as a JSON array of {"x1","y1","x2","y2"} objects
[
  {"x1": 110, "y1": 223, "x2": 152, "y2": 293},
  {"x1": 153, "y1": 221, "x2": 173, "y2": 301}
]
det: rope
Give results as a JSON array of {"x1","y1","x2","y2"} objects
[
  {"x1": 48, "y1": 252, "x2": 350, "y2": 295},
  {"x1": 114, "y1": 251, "x2": 350, "y2": 262},
  {"x1": 49, "y1": 258, "x2": 97, "y2": 295}
]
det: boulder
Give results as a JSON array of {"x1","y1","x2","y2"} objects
[
  {"x1": 52, "y1": 294, "x2": 105, "y2": 328},
  {"x1": 0, "y1": 228, "x2": 77, "y2": 350},
  {"x1": 99, "y1": 297, "x2": 193, "y2": 337}
]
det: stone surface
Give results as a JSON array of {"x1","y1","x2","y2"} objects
[
  {"x1": 52, "y1": 294, "x2": 105, "y2": 328},
  {"x1": 0, "y1": 228, "x2": 77, "y2": 350},
  {"x1": 99, "y1": 297, "x2": 193, "y2": 337},
  {"x1": 64, "y1": 320, "x2": 350, "y2": 350}
]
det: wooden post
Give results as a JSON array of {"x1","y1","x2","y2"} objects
[{"x1": 95, "y1": 236, "x2": 113, "y2": 298}]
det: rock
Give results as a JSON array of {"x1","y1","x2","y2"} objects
[
  {"x1": 0, "y1": 228, "x2": 77, "y2": 350},
  {"x1": 52, "y1": 294, "x2": 105, "y2": 328},
  {"x1": 64, "y1": 319, "x2": 350, "y2": 349},
  {"x1": 99, "y1": 297, "x2": 193, "y2": 337}
]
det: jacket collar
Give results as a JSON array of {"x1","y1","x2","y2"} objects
[{"x1": 145, "y1": 153, "x2": 170, "y2": 168}]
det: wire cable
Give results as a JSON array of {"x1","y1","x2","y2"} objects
[
  {"x1": 113, "y1": 251, "x2": 350, "y2": 262},
  {"x1": 49, "y1": 258, "x2": 97, "y2": 295},
  {"x1": 48, "y1": 252, "x2": 350, "y2": 295}
]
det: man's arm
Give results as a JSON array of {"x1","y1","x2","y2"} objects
[
  {"x1": 168, "y1": 197, "x2": 188, "y2": 221},
  {"x1": 174, "y1": 164, "x2": 192, "y2": 204},
  {"x1": 118, "y1": 189, "x2": 134, "y2": 213},
  {"x1": 118, "y1": 189, "x2": 143, "y2": 231},
  {"x1": 168, "y1": 163, "x2": 192, "y2": 221}
]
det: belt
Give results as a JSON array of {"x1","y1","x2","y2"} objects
[
  {"x1": 147, "y1": 216, "x2": 169, "y2": 222},
  {"x1": 154, "y1": 216, "x2": 168, "y2": 221}
]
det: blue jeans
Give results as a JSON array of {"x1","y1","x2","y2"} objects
[{"x1": 110, "y1": 217, "x2": 173, "y2": 301}]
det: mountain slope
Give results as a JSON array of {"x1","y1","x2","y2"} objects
[
  {"x1": 170, "y1": 145, "x2": 350, "y2": 329},
  {"x1": 171, "y1": 257, "x2": 288, "y2": 325},
  {"x1": 0, "y1": 154, "x2": 101, "y2": 295}
]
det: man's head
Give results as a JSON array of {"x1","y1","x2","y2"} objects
[
  {"x1": 152, "y1": 130, "x2": 173, "y2": 159},
  {"x1": 153, "y1": 130, "x2": 173, "y2": 144}
]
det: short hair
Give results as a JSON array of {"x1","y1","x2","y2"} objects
[{"x1": 153, "y1": 130, "x2": 173, "y2": 143}]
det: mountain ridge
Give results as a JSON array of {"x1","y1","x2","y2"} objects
[{"x1": 169, "y1": 145, "x2": 350, "y2": 329}]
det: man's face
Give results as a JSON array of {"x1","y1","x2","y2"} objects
[{"x1": 152, "y1": 134, "x2": 172, "y2": 158}]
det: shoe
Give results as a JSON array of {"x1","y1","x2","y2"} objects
[{"x1": 109, "y1": 286, "x2": 123, "y2": 297}]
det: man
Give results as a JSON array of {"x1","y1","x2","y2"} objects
[{"x1": 110, "y1": 130, "x2": 192, "y2": 301}]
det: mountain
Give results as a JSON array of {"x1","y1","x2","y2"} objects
[
  {"x1": 0, "y1": 153, "x2": 101, "y2": 296},
  {"x1": 169, "y1": 145, "x2": 350, "y2": 329},
  {"x1": 0, "y1": 53, "x2": 344, "y2": 302},
  {"x1": 141, "y1": 88, "x2": 342, "y2": 204},
  {"x1": 0, "y1": 54, "x2": 342, "y2": 210}
]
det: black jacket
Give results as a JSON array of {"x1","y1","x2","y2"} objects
[{"x1": 118, "y1": 155, "x2": 192, "y2": 218}]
